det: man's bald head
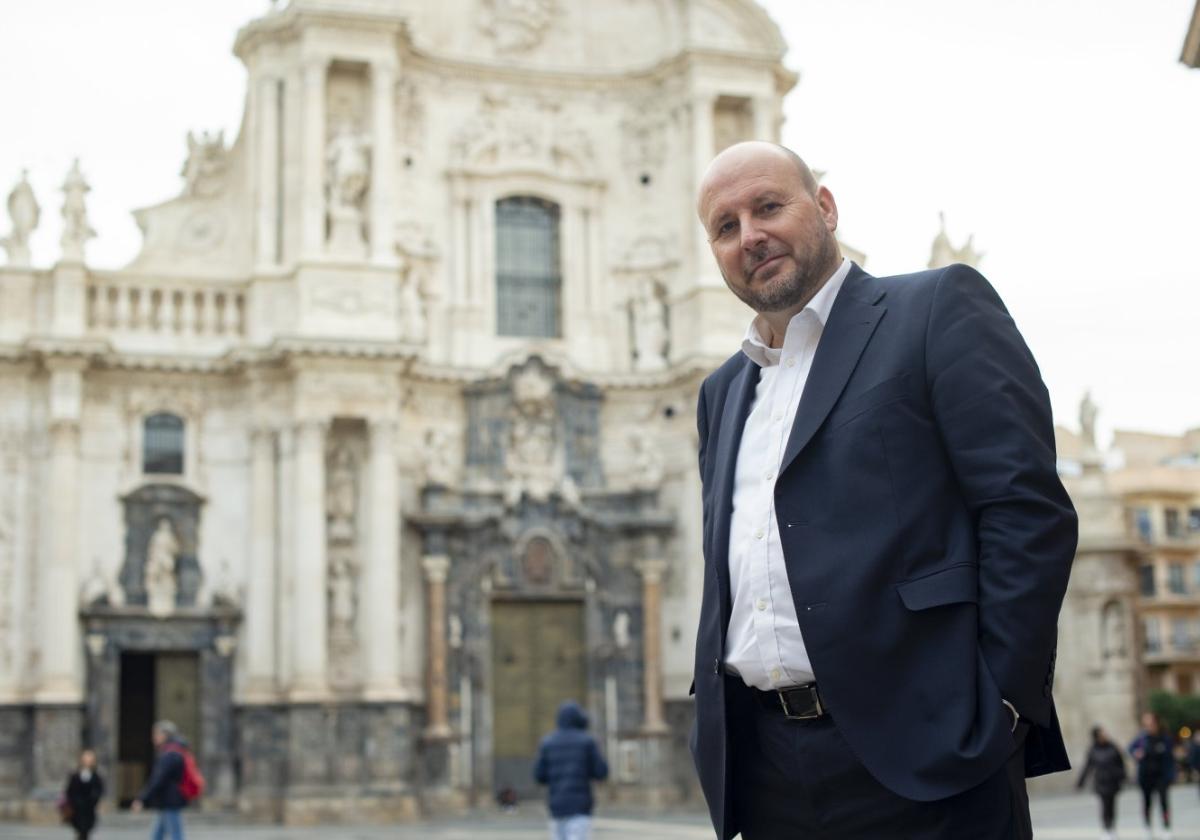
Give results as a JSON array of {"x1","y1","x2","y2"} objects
[{"x1": 697, "y1": 142, "x2": 818, "y2": 218}]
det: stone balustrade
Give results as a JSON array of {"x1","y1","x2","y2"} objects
[{"x1": 86, "y1": 278, "x2": 246, "y2": 338}]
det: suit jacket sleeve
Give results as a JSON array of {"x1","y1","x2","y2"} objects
[{"x1": 925, "y1": 264, "x2": 1077, "y2": 728}]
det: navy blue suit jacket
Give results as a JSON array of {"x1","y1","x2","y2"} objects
[{"x1": 690, "y1": 263, "x2": 1077, "y2": 839}]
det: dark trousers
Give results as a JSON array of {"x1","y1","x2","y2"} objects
[
  {"x1": 1098, "y1": 792, "x2": 1116, "y2": 829},
  {"x1": 726, "y1": 678, "x2": 1031, "y2": 840},
  {"x1": 1140, "y1": 782, "x2": 1170, "y2": 827}
]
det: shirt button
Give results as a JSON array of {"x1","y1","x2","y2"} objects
[
  {"x1": 773, "y1": 413, "x2": 783, "y2": 422},
  {"x1": 756, "y1": 598, "x2": 767, "y2": 611},
  {"x1": 786, "y1": 358, "x2": 796, "y2": 368},
  {"x1": 770, "y1": 668, "x2": 781, "y2": 682},
  {"x1": 764, "y1": 471, "x2": 774, "y2": 481},
  {"x1": 753, "y1": 529, "x2": 764, "y2": 540}
]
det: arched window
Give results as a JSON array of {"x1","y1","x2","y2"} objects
[
  {"x1": 143, "y1": 412, "x2": 185, "y2": 475},
  {"x1": 495, "y1": 196, "x2": 561, "y2": 338}
]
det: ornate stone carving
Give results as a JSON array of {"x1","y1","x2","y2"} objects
[
  {"x1": 395, "y1": 78, "x2": 426, "y2": 150},
  {"x1": 613, "y1": 610, "x2": 631, "y2": 651},
  {"x1": 145, "y1": 517, "x2": 181, "y2": 617},
  {"x1": 927, "y1": 211, "x2": 982, "y2": 269},
  {"x1": 1101, "y1": 600, "x2": 1128, "y2": 661},
  {"x1": 628, "y1": 427, "x2": 664, "y2": 491},
  {"x1": 2, "y1": 170, "x2": 39, "y2": 267},
  {"x1": 325, "y1": 121, "x2": 371, "y2": 256},
  {"x1": 630, "y1": 276, "x2": 668, "y2": 372},
  {"x1": 181, "y1": 130, "x2": 229, "y2": 198},
  {"x1": 620, "y1": 105, "x2": 669, "y2": 175},
  {"x1": 422, "y1": 426, "x2": 458, "y2": 488},
  {"x1": 480, "y1": 0, "x2": 558, "y2": 53},
  {"x1": 59, "y1": 158, "x2": 96, "y2": 262},
  {"x1": 451, "y1": 93, "x2": 593, "y2": 174},
  {"x1": 504, "y1": 361, "x2": 577, "y2": 507},
  {"x1": 395, "y1": 220, "x2": 437, "y2": 343}
]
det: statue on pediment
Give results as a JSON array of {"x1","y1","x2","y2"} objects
[
  {"x1": 60, "y1": 159, "x2": 95, "y2": 263},
  {"x1": 2, "y1": 170, "x2": 39, "y2": 267},
  {"x1": 181, "y1": 130, "x2": 228, "y2": 198}
]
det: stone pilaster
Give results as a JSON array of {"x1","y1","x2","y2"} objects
[
  {"x1": 290, "y1": 418, "x2": 329, "y2": 699},
  {"x1": 255, "y1": 74, "x2": 282, "y2": 268},
  {"x1": 36, "y1": 362, "x2": 85, "y2": 702},
  {"x1": 243, "y1": 426, "x2": 277, "y2": 699},
  {"x1": 363, "y1": 417, "x2": 401, "y2": 699},
  {"x1": 422, "y1": 554, "x2": 452, "y2": 739},
  {"x1": 300, "y1": 58, "x2": 328, "y2": 260},
  {"x1": 369, "y1": 62, "x2": 397, "y2": 266},
  {"x1": 636, "y1": 558, "x2": 668, "y2": 734}
]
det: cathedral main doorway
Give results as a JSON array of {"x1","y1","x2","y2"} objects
[
  {"x1": 115, "y1": 652, "x2": 200, "y2": 806},
  {"x1": 490, "y1": 600, "x2": 586, "y2": 797}
]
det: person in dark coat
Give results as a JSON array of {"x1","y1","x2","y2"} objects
[
  {"x1": 131, "y1": 720, "x2": 188, "y2": 840},
  {"x1": 63, "y1": 749, "x2": 105, "y2": 840},
  {"x1": 1129, "y1": 712, "x2": 1176, "y2": 840},
  {"x1": 1077, "y1": 726, "x2": 1127, "y2": 840},
  {"x1": 533, "y1": 701, "x2": 609, "y2": 840}
]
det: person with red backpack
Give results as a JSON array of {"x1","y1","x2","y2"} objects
[{"x1": 130, "y1": 720, "x2": 204, "y2": 840}]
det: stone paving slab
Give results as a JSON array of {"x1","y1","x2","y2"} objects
[{"x1": 4, "y1": 788, "x2": 1200, "y2": 838}]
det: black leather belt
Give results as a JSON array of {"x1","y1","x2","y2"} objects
[{"x1": 750, "y1": 682, "x2": 829, "y2": 720}]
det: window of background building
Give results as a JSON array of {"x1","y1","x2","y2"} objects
[
  {"x1": 495, "y1": 196, "x2": 561, "y2": 339},
  {"x1": 1169, "y1": 562, "x2": 1187, "y2": 595},
  {"x1": 1133, "y1": 508, "x2": 1153, "y2": 543},
  {"x1": 143, "y1": 412, "x2": 184, "y2": 474},
  {"x1": 1144, "y1": 616, "x2": 1162, "y2": 653},
  {"x1": 1166, "y1": 508, "x2": 1183, "y2": 539},
  {"x1": 1179, "y1": 673, "x2": 1195, "y2": 695},
  {"x1": 1140, "y1": 564, "x2": 1157, "y2": 597},
  {"x1": 1173, "y1": 617, "x2": 1193, "y2": 651},
  {"x1": 1189, "y1": 507, "x2": 1200, "y2": 533},
  {"x1": 1193, "y1": 560, "x2": 1200, "y2": 592}
]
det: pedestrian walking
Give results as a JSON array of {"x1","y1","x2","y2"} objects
[
  {"x1": 533, "y1": 701, "x2": 609, "y2": 840},
  {"x1": 1188, "y1": 731, "x2": 1200, "y2": 796},
  {"x1": 130, "y1": 720, "x2": 204, "y2": 840},
  {"x1": 1129, "y1": 712, "x2": 1175, "y2": 840},
  {"x1": 1077, "y1": 726, "x2": 1127, "y2": 840},
  {"x1": 62, "y1": 749, "x2": 105, "y2": 840}
]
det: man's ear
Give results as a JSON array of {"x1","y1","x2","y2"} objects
[{"x1": 817, "y1": 185, "x2": 839, "y2": 232}]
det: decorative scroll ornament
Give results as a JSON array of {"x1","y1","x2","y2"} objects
[{"x1": 480, "y1": 0, "x2": 558, "y2": 53}]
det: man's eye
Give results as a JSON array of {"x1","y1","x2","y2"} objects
[
  {"x1": 760, "y1": 202, "x2": 781, "y2": 213},
  {"x1": 715, "y1": 221, "x2": 735, "y2": 237}
]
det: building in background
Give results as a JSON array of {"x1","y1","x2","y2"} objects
[
  {"x1": 1182, "y1": 0, "x2": 1200, "y2": 67},
  {"x1": 0, "y1": 0, "x2": 796, "y2": 823}
]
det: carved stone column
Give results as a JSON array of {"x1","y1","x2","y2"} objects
[
  {"x1": 36, "y1": 363, "x2": 85, "y2": 702},
  {"x1": 290, "y1": 418, "x2": 328, "y2": 699},
  {"x1": 636, "y1": 558, "x2": 669, "y2": 733},
  {"x1": 369, "y1": 62, "x2": 397, "y2": 266},
  {"x1": 363, "y1": 418, "x2": 401, "y2": 699},
  {"x1": 422, "y1": 554, "x2": 452, "y2": 738},
  {"x1": 243, "y1": 426, "x2": 277, "y2": 699},
  {"x1": 300, "y1": 58, "x2": 328, "y2": 259}
]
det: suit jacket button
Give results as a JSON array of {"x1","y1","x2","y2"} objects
[{"x1": 713, "y1": 659, "x2": 721, "y2": 675}]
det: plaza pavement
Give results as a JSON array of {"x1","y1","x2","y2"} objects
[{"x1": 4, "y1": 788, "x2": 1200, "y2": 838}]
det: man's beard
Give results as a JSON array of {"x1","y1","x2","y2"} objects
[{"x1": 728, "y1": 227, "x2": 839, "y2": 314}]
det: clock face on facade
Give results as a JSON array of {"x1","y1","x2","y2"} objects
[{"x1": 178, "y1": 208, "x2": 226, "y2": 252}]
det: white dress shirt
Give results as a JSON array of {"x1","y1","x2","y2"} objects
[{"x1": 723, "y1": 257, "x2": 852, "y2": 691}]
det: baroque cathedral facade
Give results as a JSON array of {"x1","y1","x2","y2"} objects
[{"x1": 0, "y1": 0, "x2": 796, "y2": 821}]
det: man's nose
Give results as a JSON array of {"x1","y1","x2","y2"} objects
[{"x1": 740, "y1": 218, "x2": 766, "y2": 250}]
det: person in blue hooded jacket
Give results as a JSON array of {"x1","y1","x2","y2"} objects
[{"x1": 533, "y1": 701, "x2": 609, "y2": 840}]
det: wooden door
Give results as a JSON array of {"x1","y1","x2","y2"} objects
[
  {"x1": 156, "y1": 653, "x2": 201, "y2": 749},
  {"x1": 491, "y1": 600, "x2": 586, "y2": 796}
]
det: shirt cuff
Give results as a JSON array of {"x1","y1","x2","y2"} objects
[{"x1": 1001, "y1": 699, "x2": 1019, "y2": 732}]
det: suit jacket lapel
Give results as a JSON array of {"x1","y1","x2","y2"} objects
[
  {"x1": 710, "y1": 356, "x2": 759, "y2": 626},
  {"x1": 780, "y1": 266, "x2": 887, "y2": 475}
]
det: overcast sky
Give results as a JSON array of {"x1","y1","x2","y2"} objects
[{"x1": 2, "y1": 1, "x2": 1198, "y2": 442}]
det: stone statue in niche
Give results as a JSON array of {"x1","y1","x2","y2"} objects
[
  {"x1": 180, "y1": 130, "x2": 228, "y2": 198},
  {"x1": 1101, "y1": 600, "x2": 1127, "y2": 661},
  {"x1": 145, "y1": 517, "x2": 180, "y2": 617},
  {"x1": 448, "y1": 614, "x2": 463, "y2": 650},
  {"x1": 328, "y1": 554, "x2": 357, "y2": 636},
  {"x1": 505, "y1": 364, "x2": 577, "y2": 506},
  {"x1": 422, "y1": 427, "x2": 458, "y2": 488},
  {"x1": 2, "y1": 170, "x2": 39, "y2": 267},
  {"x1": 613, "y1": 610, "x2": 631, "y2": 651},
  {"x1": 630, "y1": 276, "x2": 668, "y2": 372},
  {"x1": 325, "y1": 121, "x2": 370, "y2": 255},
  {"x1": 629, "y1": 427, "x2": 664, "y2": 491},
  {"x1": 59, "y1": 158, "x2": 95, "y2": 262},
  {"x1": 326, "y1": 444, "x2": 357, "y2": 542}
]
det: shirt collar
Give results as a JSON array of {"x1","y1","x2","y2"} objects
[{"x1": 740, "y1": 257, "x2": 853, "y2": 368}]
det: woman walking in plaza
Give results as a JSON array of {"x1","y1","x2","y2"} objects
[
  {"x1": 1129, "y1": 712, "x2": 1176, "y2": 840},
  {"x1": 62, "y1": 749, "x2": 105, "y2": 840},
  {"x1": 1077, "y1": 726, "x2": 1127, "y2": 840}
]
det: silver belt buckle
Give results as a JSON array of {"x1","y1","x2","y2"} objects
[{"x1": 779, "y1": 685, "x2": 823, "y2": 720}]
